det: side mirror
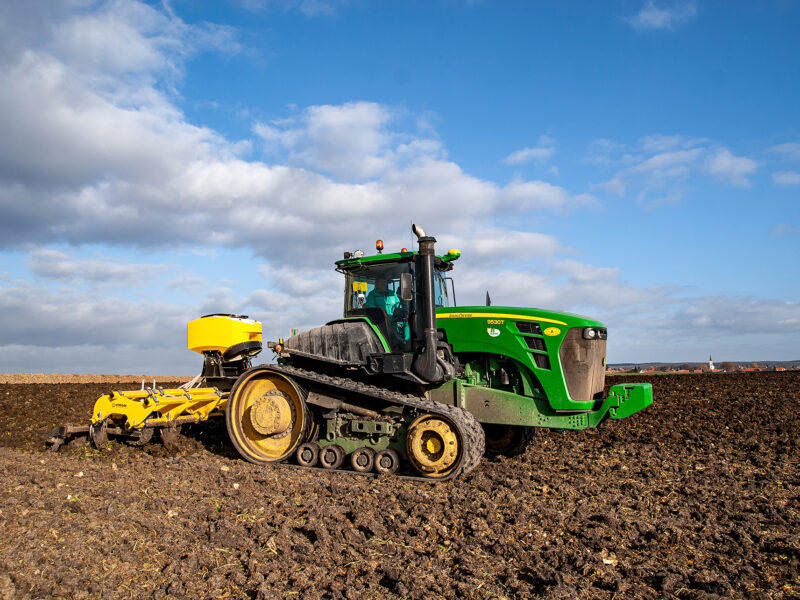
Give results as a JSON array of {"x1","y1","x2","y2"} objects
[{"x1": 399, "y1": 273, "x2": 413, "y2": 301}]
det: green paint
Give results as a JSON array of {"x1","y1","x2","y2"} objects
[{"x1": 329, "y1": 246, "x2": 653, "y2": 435}]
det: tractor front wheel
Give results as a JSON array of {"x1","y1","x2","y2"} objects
[{"x1": 483, "y1": 424, "x2": 535, "y2": 457}]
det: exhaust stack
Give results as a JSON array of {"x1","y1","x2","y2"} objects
[{"x1": 411, "y1": 224, "x2": 454, "y2": 384}]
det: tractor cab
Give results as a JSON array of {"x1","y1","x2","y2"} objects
[{"x1": 336, "y1": 241, "x2": 457, "y2": 353}]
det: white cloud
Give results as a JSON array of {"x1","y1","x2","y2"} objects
[
  {"x1": 498, "y1": 178, "x2": 570, "y2": 212},
  {"x1": 27, "y1": 249, "x2": 167, "y2": 286},
  {"x1": 772, "y1": 171, "x2": 800, "y2": 186},
  {"x1": 703, "y1": 148, "x2": 758, "y2": 187},
  {"x1": 584, "y1": 138, "x2": 626, "y2": 165},
  {"x1": 625, "y1": 1, "x2": 697, "y2": 31},
  {"x1": 0, "y1": 1, "x2": 797, "y2": 371},
  {"x1": 593, "y1": 139, "x2": 759, "y2": 204},
  {"x1": 167, "y1": 273, "x2": 208, "y2": 293},
  {"x1": 503, "y1": 136, "x2": 556, "y2": 166},
  {"x1": 768, "y1": 142, "x2": 800, "y2": 160},
  {"x1": 235, "y1": 0, "x2": 343, "y2": 17}
]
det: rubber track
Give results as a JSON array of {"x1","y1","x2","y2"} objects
[{"x1": 263, "y1": 364, "x2": 486, "y2": 481}]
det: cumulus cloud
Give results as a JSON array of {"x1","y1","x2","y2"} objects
[
  {"x1": 592, "y1": 137, "x2": 758, "y2": 205},
  {"x1": 0, "y1": 1, "x2": 796, "y2": 371},
  {"x1": 234, "y1": 0, "x2": 344, "y2": 17},
  {"x1": 503, "y1": 136, "x2": 556, "y2": 166},
  {"x1": 0, "y1": 1, "x2": 583, "y2": 268},
  {"x1": 498, "y1": 178, "x2": 585, "y2": 212},
  {"x1": 768, "y1": 142, "x2": 800, "y2": 160},
  {"x1": 28, "y1": 249, "x2": 167, "y2": 286},
  {"x1": 772, "y1": 171, "x2": 800, "y2": 186},
  {"x1": 625, "y1": 1, "x2": 697, "y2": 31},
  {"x1": 703, "y1": 148, "x2": 758, "y2": 187}
]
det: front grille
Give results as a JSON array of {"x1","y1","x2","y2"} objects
[
  {"x1": 524, "y1": 336, "x2": 546, "y2": 351},
  {"x1": 559, "y1": 328, "x2": 606, "y2": 401},
  {"x1": 532, "y1": 353, "x2": 551, "y2": 370},
  {"x1": 516, "y1": 321, "x2": 542, "y2": 335}
]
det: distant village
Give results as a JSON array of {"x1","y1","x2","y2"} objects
[{"x1": 607, "y1": 355, "x2": 800, "y2": 374}]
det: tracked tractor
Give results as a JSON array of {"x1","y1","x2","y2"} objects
[{"x1": 48, "y1": 225, "x2": 652, "y2": 481}]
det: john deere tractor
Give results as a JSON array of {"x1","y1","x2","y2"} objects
[{"x1": 49, "y1": 225, "x2": 652, "y2": 481}]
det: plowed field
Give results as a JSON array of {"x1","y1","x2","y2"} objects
[{"x1": 0, "y1": 373, "x2": 798, "y2": 599}]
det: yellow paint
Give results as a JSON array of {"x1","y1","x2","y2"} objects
[
  {"x1": 91, "y1": 388, "x2": 227, "y2": 428},
  {"x1": 352, "y1": 281, "x2": 368, "y2": 292},
  {"x1": 544, "y1": 327, "x2": 561, "y2": 336},
  {"x1": 406, "y1": 415, "x2": 461, "y2": 478},
  {"x1": 437, "y1": 312, "x2": 567, "y2": 326},
  {"x1": 187, "y1": 315, "x2": 262, "y2": 354}
]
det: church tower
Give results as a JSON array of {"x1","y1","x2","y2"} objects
[{"x1": 708, "y1": 354, "x2": 714, "y2": 371}]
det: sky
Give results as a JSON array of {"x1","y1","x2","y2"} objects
[{"x1": 0, "y1": 0, "x2": 798, "y2": 374}]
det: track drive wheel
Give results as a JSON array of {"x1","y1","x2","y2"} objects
[
  {"x1": 319, "y1": 444, "x2": 346, "y2": 469},
  {"x1": 374, "y1": 449, "x2": 400, "y2": 475},
  {"x1": 350, "y1": 447, "x2": 376, "y2": 473},
  {"x1": 296, "y1": 442, "x2": 321, "y2": 467},
  {"x1": 483, "y1": 424, "x2": 535, "y2": 457},
  {"x1": 406, "y1": 414, "x2": 461, "y2": 478},
  {"x1": 226, "y1": 368, "x2": 310, "y2": 465}
]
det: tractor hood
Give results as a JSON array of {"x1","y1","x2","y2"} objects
[{"x1": 436, "y1": 306, "x2": 605, "y2": 330}]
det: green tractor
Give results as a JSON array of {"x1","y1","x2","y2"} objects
[{"x1": 224, "y1": 224, "x2": 652, "y2": 480}]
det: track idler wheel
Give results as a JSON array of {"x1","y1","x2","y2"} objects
[
  {"x1": 296, "y1": 442, "x2": 321, "y2": 467},
  {"x1": 319, "y1": 444, "x2": 346, "y2": 469},
  {"x1": 226, "y1": 368, "x2": 310, "y2": 465},
  {"x1": 406, "y1": 414, "x2": 461, "y2": 478},
  {"x1": 374, "y1": 449, "x2": 400, "y2": 475},
  {"x1": 350, "y1": 447, "x2": 375, "y2": 473}
]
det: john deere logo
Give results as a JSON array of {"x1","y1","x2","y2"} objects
[
  {"x1": 487, "y1": 328, "x2": 501, "y2": 338},
  {"x1": 544, "y1": 327, "x2": 561, "y2": 336}
]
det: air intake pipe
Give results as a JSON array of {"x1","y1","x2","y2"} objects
[{"x1": 411, "y1": 224, "x2": 455, "y2": 384}]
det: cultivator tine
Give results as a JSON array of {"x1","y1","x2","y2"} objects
[
  {"x1": 46, "y1": 424, "x2": 90, "y2": 451},
  {"x1": 47, "y1": 387, "x2": 229, "y2": 451}
]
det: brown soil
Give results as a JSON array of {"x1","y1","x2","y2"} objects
[
  {"x1": 0, "y1": 374, "x2": 192, "y2": 384},
  {"x1": 0, "y1": 373, "x2": 797, "y2": 599}
]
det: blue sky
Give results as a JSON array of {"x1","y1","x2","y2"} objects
[{"x1": 0, "y1": 0, "x2": 798, "y2": 373}]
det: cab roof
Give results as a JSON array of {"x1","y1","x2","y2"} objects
[{"x1": 336, "y1": 249, "x2": 458, "y2": 271}]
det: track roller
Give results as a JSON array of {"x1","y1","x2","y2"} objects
[
  {"x1": 374, "y1": 449, "x2": 400, "y2": 475},
  {"x1": 319, "y1": 444, "x2": 346, "y2": 469},
  {"x1": 296, "y1": 442, "x2": 321, "y2": 467},
  {"x1": 349, "y1": 447, "x2": 375, "y2": 473},
  {"x1": 226, "y1": 368, "x2": 310, "y2": 465}
]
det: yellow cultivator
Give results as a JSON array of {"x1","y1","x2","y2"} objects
[{"x1": 47, "y1": 314, "x2": 263, "y2": 450}]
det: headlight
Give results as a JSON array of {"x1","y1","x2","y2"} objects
[{"x1": 583, "y1": 327, "x2": 607, "y2": 340}]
